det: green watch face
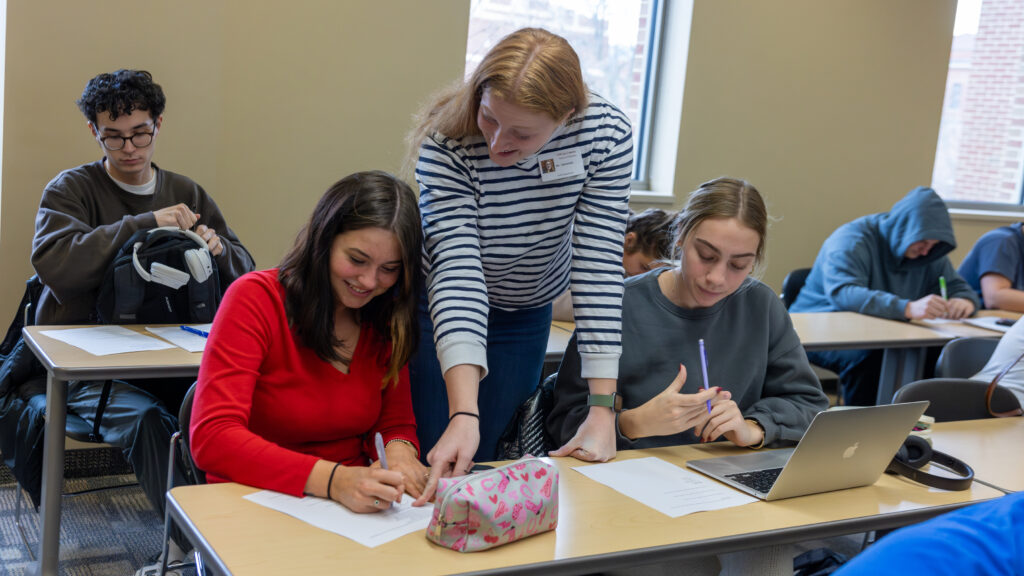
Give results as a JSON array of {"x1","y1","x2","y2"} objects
[{"x1": 587, "y1": 393, "x2": 622, "y2": 412}]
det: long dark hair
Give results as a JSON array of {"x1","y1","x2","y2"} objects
[{"x1": 279, "y1": 171, "x2": 422, "y2": 387}]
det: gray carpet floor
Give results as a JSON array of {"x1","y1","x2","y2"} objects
[{"x1": 0, "y1": 458, "x2": 196, "y2": 576}]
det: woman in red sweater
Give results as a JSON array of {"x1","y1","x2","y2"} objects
[{"x1": 191, "y1": 171, "x2": 428, "y2": 512}]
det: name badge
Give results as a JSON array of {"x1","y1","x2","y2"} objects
[{"x1": 538, "y1": 149, "x2": 585, "y2": 182}]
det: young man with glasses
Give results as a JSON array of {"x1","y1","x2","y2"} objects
[{"x1": 28, "y1": 69, "x2": 254, "y2": 575}]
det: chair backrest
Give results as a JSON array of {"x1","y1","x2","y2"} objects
[
  {"x1": 892, "y1": 378, "x2": 1022, "y2": 422},
  {"x1": 781, "y1": 267, "x2": 812, "y2": 309},
  {"x1": 178, "y1": 381, "x2": 206, "y2": 484},
  {"x1": 934, "y1": 337, "x2": 1000, "y2": 379}
]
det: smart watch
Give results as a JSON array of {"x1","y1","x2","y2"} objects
[{"x1": 587, "y1": 392, "x2": 623, "y2": 413}]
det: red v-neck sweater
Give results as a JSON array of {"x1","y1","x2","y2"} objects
[{"x1": 190, "y1": 269, "x2": 418, "y2": 497}]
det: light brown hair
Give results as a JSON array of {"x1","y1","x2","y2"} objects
[
  {"x1": 671, "y1": 177, "x2": 769, "y2": 273},
  {"x1": 406, "y1": 28, "x2": 588, "y2": 171}
]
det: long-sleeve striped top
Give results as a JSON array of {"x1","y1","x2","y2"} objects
[{"x1": 416, "y1": 93, "x2": 633, "y2": 380}]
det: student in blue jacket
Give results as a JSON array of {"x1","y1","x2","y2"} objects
[
  {"x1": 790, "y1": 186, "x2": 979, "y2": 405},
  {"x1": 835, "y1": 492, "x2": 1024, "y2": 576}
]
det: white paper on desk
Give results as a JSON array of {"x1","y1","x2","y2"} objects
[
  {"x1": 962, "y1": 317, "x2": 1012, "y2": 333},
  {"x1": 574, "y1": 457, "x2": 757, "y2": 518},
  {"x1": 920, "y1": 318, "x2": 959, "y2": 325},
  {"x1": 39, "y1": 326, "x2": 175, "y2": 356},
  {"x1": 146, "y1": 324, "x2": 212, "y2": 352},
  {"x1": 244, "y1": 490, "x2": 432, "y2": 547}
]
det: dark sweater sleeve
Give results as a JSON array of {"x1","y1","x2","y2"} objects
[
  {"x1": 31, "y1": 173, "x2": 156, "y2": 308},
  {"x1": 190, "y1": 183, "x2": 255, "y2": 285},
  {"x1": 743, "y1": 297, "x2": 830, "y2": 446}
]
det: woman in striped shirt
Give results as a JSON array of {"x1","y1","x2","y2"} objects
[{"x1": 407, "y1": 27, "x2": 633, "y2": 494}]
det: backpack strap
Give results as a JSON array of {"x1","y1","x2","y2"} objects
[{"x1": 985, "y1": 348, "x2": 1024, "y2": 418}]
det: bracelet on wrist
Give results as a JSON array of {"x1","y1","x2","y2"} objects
[
  {"x1": 745, "y1": 418, "x2": 766, "y2": 450},
  {"x1": 385, "y1": 438, "x2": 419, "y2": 458},
  {"x1": 449, "y1": 411, "x2": 480, "y2": 422},
  {"x1": 326, "y1": 461, "x2": 342, "y2": 500}
]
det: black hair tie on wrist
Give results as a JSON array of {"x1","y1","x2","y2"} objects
[
  {"x1": 449, "y1": 411, "x2": 480, "y2": 422},
  {"x1": 326, "y1": 462, "x2": 342, "y2": 501}
]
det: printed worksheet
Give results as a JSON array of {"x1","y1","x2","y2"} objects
[
  {"x1": 244, "y1": 490, "x2": 433, "y2": 548},
  {"x1": 39, "y1": 326, "x2": 175, "y2": 356},
  {"x1": 574, "y1": 456, "x2": 756, "y2": 517}
]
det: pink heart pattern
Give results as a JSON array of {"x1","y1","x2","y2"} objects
[{"x1": 426, "y1": 458, "x2": 559, "y2": 552}]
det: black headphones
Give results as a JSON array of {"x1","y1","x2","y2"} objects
[{"x1": 885, "y1": 435, "x2": 974, "y2": 491}]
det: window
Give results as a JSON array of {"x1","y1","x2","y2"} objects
[
  {"x1": 465, "y1": 0, "x2": 662, "y2": 185},
  {"x1": 932, "y1": 0, "x2": 1024, "y2": 206}
]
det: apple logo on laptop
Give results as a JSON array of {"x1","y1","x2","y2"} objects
[{"x1": 843, "y1": 442, "x2": 859, "y2": 459}]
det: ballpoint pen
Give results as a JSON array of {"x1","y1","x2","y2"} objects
[
  {"x1": 939, "y1": 276, "x2": 948, "y2": 301},
  {"x1": 698, "y1": 339, "x2": 711, "y2": 413},
  {"x1": 374, "y1": 432, "x2": 394, "y2": 508},
  {"x1": 180, "y1": 325, "x2": 209, "y2": 338}
]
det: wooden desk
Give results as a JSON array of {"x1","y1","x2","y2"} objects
[
  {"x1": 167, "y1": 442, "x2": 1001, "y2": 576},
  {"x1": 930, "y1": 418, "x2": 1024, "y2": 493},
  {"x1": 21, "y1": 325, "x2": 202, "y2": 576},
  {"x1": 790, "y1": 312, "x2": 954, "y2": 404}
]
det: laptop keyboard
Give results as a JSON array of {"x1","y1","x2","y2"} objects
[{"x1": 725, "y1": 468, "x2": 783, "y2": 493}]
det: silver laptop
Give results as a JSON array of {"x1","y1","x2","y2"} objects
[{"x1": 686, "y1": 401, "x2": 928, "y2": 501}]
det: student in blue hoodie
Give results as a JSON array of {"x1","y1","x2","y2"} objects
[{"x1": 790, "y1": 187, "x2": 979, "y2": 405}]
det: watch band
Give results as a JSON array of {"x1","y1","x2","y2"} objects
[{"x1": 587, "y1": 392, "x2": 623, "y2": 413}]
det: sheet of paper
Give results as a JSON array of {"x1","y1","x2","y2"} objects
[
  {"x1": 574, "y1": 456, "x2": 757, "y2": 517},
  {"x1": 920, "y1": 318, "x2": 959, "y2": 325},
  {"x1": 962, "y1": 317, "x2": 1012, "y2": 333},
  {"x1": 243, "y1": 490, "x2": 433, "y2": 548},
  {"x1": 39, "y1": 326, "x2": 175, "y2": 356},
  {"x1": 146, "y1": 324, "x2": 212, "y2": 352}
]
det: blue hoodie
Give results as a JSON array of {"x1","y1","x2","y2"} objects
[{"x1": 790, "y1": 187, "x2": 979, "y2": 320}]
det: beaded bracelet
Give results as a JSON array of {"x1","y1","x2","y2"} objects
[
  {"x1": 449, "y1": 411, "x2": 480, "y2": 422},
  {"x1": 326, "y1": 462, "x2": 342, "y2": 500},
  {"x1": 386, "y1": 438, "x2": 419, "y2": 458}
]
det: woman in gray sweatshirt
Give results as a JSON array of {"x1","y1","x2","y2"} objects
[{"x1": 548, "y1": 177, "x2": 829, "y2": 453}]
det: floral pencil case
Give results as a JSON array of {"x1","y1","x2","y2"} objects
[{"x1": 426, "y1": 457, "x2": 558, "y2": 552}]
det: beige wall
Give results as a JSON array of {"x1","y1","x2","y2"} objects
[
  {"x1": 0, "y1": 0, "x2": 469, "y2": 323},
  {"x1": 645, "y1": 0, "x2": 962, "y2": 290},
  {"x1": 0, "y1": 0, "x2": 1002, "y2": 323}
]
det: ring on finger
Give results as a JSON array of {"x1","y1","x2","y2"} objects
[{"x1": 374, "y1": 499, "x2": 381, "y2": 507}]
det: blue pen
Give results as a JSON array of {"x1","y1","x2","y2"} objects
[
  {"x1": 180, "y1": 325, "x2": 209, "y2": 338},
  {"x1": 698, "y1": 338, "x2": 712, "y2": 413}
]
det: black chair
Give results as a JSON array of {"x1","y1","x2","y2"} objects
[
  {"x1": 934, "y1": 337, "x2": 1000, "y2": 379},
  {"x1": 780, "y1": 267, "x2": 812, "y2": 309},
  {"x1": 159, "y1": 381, "x2": 206, "y2": 576},
  {"x1": 891, "y1": 378, "x2": 1022, "y2": 422}
]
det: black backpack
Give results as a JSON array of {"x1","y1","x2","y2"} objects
[{"x1": 96, "y1": 226, "x2": 221, "y2": 324}]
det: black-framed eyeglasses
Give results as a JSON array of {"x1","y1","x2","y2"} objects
[{"x1": 98, "y1": 129, "x2": 156, "y2": 151}]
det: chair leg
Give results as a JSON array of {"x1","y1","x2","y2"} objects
[
  {"x1": 15, "y1": 483, "x2": 37, "y2": 561},
  {"x1": 159, "y1": 432, "x2": 179, "y2": 576}
]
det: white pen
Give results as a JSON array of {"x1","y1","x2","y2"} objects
[{"x1": 374, "y1": 432, "x2": 393, "y2": 509}]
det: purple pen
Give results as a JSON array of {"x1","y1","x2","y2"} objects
[{"x1": 698, "y1": 339, "x2": 711, "y2": 413}]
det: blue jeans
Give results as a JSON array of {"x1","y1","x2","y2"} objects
[{"x1": 410, "y1": 295, "x2": 551, "y2": 462}]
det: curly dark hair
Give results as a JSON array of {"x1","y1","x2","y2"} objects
[{"x1": 76, "y1": 69, "x2": 166, "y2": 125}]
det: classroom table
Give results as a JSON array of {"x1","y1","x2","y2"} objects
[
  {"x1": 21, "y1": 325, "x2": 202, "y2": 576},
  {"x1": 789, "y1": 312, "x2": 955, "y2": 404},
  {"x1": 929, "y1": 417, "x2": 1024, "y2": 493},
  {"x1": 166, "y1": 437, "x2": 1004, "y2": 576}
]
